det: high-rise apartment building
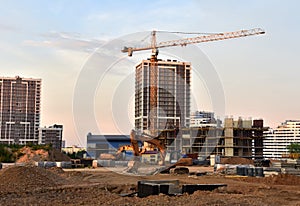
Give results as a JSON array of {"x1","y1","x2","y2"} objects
[
  {"x1": 135, "y1": 59, "x2": 191, "y2": 132},
  {"x1": 264, "y1": 120, "x2": 300, "y2": 159},
  {"x1": 0, "y1": 76, "x2": 41, "y2": 144}
]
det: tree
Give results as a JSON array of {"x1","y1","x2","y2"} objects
[
  {"x1": 64, "y1": 150, "x2": 87, "y2": 159},
  {"x1": 287, "y1": 143, "x2": 300, "y2": 154}
]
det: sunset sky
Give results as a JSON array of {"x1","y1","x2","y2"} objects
[{"x1": 0, "y1": 0, "x2": 299, "y2": 146}]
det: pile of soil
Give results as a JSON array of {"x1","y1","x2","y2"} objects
[
  {"x1": 47, "y1": 166, "x2": 66, "y2": 174},
  {"x1": 16, "y1": 147, "x2": 71, "y2": 163},
  {"x1": 242, "y1": 174, "x2": 300, "y2": 185},
  {"x1": 16, "y1": 147, "x2": 48, "y2": 163},
  {"x1": 220, "y1": 157, "x2": 254, "y2": 165},
  {"x1": 48, "y1": 149, "x2": 71, "y2": 162},
  {"x1": 0, "y1": 166, "x2": 69, "y2": 194}
]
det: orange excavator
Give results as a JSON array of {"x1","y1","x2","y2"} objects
[
  {"x1": 129, "y1": 129, "x2": 194, "y2": 174},
  {"x1": 130, "y1": 129, "x2": 166, "y2": 165}
]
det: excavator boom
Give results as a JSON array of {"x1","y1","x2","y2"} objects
[{"x1": 130, "y1": 130, "x2": 166, "y2": 163}]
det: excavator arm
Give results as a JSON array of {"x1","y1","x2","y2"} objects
[
  {"x1": 130, "y1": 130, "x2": 141, "y2": 156},
  {"x1": 144, "y1": 138, "x2": 166, "y2": 164},
  {"x1": 130, "y1": 130, "x2": 166, "y2": 164}
]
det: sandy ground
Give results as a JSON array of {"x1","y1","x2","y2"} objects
[{"x1": 0, "y1": 166, "x2": 300, "y2": 206}]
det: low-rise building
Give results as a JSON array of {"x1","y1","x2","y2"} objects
[
  {"x1": 38, "y1": 124, "x2": 63, "y2": 149},
  {"x1": 62, "y1": 145, "x2": 85, "y2": 154},
  {"x1": 86, "y1": 133, "x2": 142, "y2": 159}
]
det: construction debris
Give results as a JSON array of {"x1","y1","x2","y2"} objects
[
  {"x1": 137, "y1": 180, "x2": 227, "y2": 197},
  {"x1": 138, "y1": 180, "x2": 181, "y2": 197}
]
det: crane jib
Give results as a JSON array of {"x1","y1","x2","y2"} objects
[{"x1": 121, "y1": 28, "x2": 265, "y2": 57}]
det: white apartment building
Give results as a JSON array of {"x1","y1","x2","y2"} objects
[{"x1": 264, "y1": 120, "x2": 300, "y2": 159}]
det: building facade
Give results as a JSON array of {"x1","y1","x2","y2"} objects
[
  {"x1": 180, "y1": 118, "x2": 266, "y2": 159},
  {"x1": 190, "y1": 111, "x2": 220, "y2": 127},
  {"x1": 38, "y1": 124, "x2": 63, "y2": 149},
  {"x1": 264, "y1": 120, "x2": 300, "y2": 159},
  {"x1": 135, "y1": 59, "x2": 191, "y2": 132},
  {"x1": 86, "y1": 133, "x2": 141, "y2": 159},
  {"x1": 0, "y1": 76, "x2": 41, "y2": 144}
]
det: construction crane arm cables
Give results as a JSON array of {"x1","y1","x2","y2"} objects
[{"x1": 122, "y1": 28, "x2": 265, "y2": 56}]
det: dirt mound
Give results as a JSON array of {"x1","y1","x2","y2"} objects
[
  {"x1": 0, "y1": 166, "x2": 68, "y2": 194},
  {"x1": 48, "y1": 149, "x2": 71, "y2": 162},
  {"x1": 220, "y1": 157, "x2": 254, "y2": 165},
  {"x1": 47, "y1": 166, "x2": 65, "y2": 174},
  {"x1": 264, "y1": 174, "x2": 300, "y2": 185},
  {"x1": 242, "y1": 174, "x2": 300, "y2": 185},
  {"x1": 16, "y1": 147, "x2": 71, "y2": 163},
  {"x1": 16, "y1": 147, "x2": 49, "y2": 163}
]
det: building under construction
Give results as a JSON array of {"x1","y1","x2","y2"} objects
[
  {"x1": 133, "y1": 58, "x2": 266, "y2": 159},
  {"x1": 126, "y1": 28, "x2": 266, "y2": 159},
  {"x1": 135, "y1": 59, "x2": 191, "y2": 132},
  {"x1": 161, "y1": 117, "x2": 267, "y2": 159}
]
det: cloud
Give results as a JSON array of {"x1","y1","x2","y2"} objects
[{"x1": 23, "y1": 31, "x2": 106, "y2": 52}]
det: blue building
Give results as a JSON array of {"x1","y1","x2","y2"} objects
[{"x1": 86, "y1": 133, "x2": 142, "y2": 159}]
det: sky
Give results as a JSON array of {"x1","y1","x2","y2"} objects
[{"x1": 0, "y1": 0, "x2": 299, "y2": 146}]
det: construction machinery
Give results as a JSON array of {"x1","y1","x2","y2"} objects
[
  {"x1": 130, "y1": 129, "x2": 166, "y2": 165},
  {"x1": 122, "y1": 28, "x2": 265, "y2": 165},
  {"x1": 99, "y1": 145, "x2": 133, "y2": 161}
]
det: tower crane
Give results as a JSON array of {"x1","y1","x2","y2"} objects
[
  {"x1": 122, "y1": 28, "x2": 265, "y2": 58},
  {"x1": 121, "y1": 28, "x2": 265, "y2": 163}
]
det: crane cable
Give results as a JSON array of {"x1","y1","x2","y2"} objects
[{"x1": 156, "y1": 30, "x2": 222, "y2": 35}]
